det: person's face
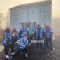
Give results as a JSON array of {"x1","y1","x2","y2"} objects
[
  {"x1": 24, "y1": 36, "x2": 28, "y2": 39},
  {"x1": 45, "y1": 25, "x2": 50, "y2": 29}
]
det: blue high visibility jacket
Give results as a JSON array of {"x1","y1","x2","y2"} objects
[
  {"x1": 19, "y1": 29, "x2": 24, "y2": 38},
  {"x1": 27, "y1": 27, "x2": 33, "y2": 36},
  {"x1": 16, "y1": 37, "x2": 28, "y2": 49},
  {"x1": 19, "y1": 28, "x2": 29, "y2": 38},
  {"x1": 35, "y1": 28, "x2": 43, "y2": 40},
  {"x1": 3, "y1": 32, "x2": 11, "y2": 47},
  {"x1": 44, "y1": 28, "x2": 53, "y2": 39},
  {"x1": 20, "y1": 31, "x2": 28, "y2": 38}
]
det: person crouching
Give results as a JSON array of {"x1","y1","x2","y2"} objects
[{"x1": 11, "y1": 34, "x2": 29, "y2": 57}]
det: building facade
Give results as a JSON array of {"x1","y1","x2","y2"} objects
[{"x1": 10, "y1": 0, "x2": 52, "y2": 30}]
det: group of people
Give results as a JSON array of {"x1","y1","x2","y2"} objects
[{"x1": 3, "y1": 23, "x2": 53, "y2": 59}]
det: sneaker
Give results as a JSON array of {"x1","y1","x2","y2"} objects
[
  {"x1": 25, "y1": 53, "x2": 28, "y2": 58},
  {"x1": 11, "y1": 52, "x2": 15, "y2": 56},
  {"x1": 5, "y1": 55, "x2": 9, "y2": 59},
  {"x1": 53, "y1": 48, "x2": 55, "y2": 51},
  {"x1": 47, "y1": 53, "x2": 50, "y2": 56}
]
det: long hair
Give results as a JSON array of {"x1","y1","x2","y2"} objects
[{"x1": 5, "y1": 28, "x2": 10, "y2": 32}]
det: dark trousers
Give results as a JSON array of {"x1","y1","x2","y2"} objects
[
  {"x1": 44, "y1": 38, "x2": 52, "y2": 51},
  {"x1": 11, "y1": 38, "x2": 17, "y2": 53},
  {"x1": 4, "y1": 46, "x2": 9, "y2": 55},
  {"x1": 11, "y1": 45, "x2": 14, "y2": 53},
  {"x1": 36, "y1": 36, "x2": 43, "y2": 49},
  {"x1": 14, "y1": 46, "x2": 27, "y2": 55}
]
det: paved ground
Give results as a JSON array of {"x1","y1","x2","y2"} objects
[
  {"x1": 51, "y1": 36, "x2": 60, "y2": 60},
  {"x1": 0, "y1": 35, "x2": 60, "y2": 60}
]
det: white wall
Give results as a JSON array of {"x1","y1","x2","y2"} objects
[{"x1": 10, "y1": 1, "x2": 51, "y2": 29}]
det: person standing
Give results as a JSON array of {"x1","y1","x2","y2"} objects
[
  {"x1": 44, "y1": 24, "x2": 53, "y2": 52},
  {"x1": 11, "y1": 28, "x2": 19, "y2": 53},
  {"x1": 35, "y1": 25, "x2": 43, "y2": 50},
  {"x1": 3, "y1": 28, "x2": 11, "y2": 58}
]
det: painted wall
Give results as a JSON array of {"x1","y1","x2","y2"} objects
[{"x1": 10, "y1": 1, "x2": 51, "y2": 29}]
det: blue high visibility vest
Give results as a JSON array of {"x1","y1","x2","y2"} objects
[
  {"x1": 36, "y1": 28, "x2": 43, "y2": 40},
  {"x1": 3, "y1": 32, "x2": 11, "y2": 46},
  {"x1": 45, "y1": 28, "x2": 52, "y2": 38},
  {"x1": 16, "y1": 38, "x2": 28, "y2": 49}
]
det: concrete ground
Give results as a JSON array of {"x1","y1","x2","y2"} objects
[{"x1": 0, "y1": 35, "x2": 60, "y2": 60}]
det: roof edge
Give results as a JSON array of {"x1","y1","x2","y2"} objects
[{"x1": 9, "y1": 0, "x2": 52, "y2": 10}]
